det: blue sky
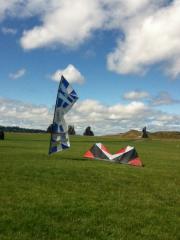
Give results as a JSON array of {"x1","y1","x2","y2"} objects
[{"x1": 0, "y1": 0, "x2": 180, "y2": 135}]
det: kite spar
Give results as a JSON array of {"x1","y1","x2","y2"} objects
[{"x1": 48, "y1": 75, "x2": 78, "y2": 154}]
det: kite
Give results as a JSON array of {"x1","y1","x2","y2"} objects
[
  {"x1": 84, "y1": 143, "x2": 143, "y2": 166},
  {"x1": 48, "y1": 75, "x2": 78, "y2": 154}
]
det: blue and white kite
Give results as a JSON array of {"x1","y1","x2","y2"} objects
[{"x1": 49, "y1": 75, "x2": 78, "y2": 154}]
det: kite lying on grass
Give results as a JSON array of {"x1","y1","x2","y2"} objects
[
  {"x1": 49, "y1": 75, "x2": 78, "y2": 155},
  {"x1": 84, "y1": 143, "x2": 143, "y2": 167}
]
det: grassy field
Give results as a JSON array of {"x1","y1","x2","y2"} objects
[{"x1": 0, "y1": 133, "x2": 179, "y2": 240}]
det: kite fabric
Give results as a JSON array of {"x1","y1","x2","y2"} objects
[
  {"x1": 49, "y1": 75, "x2": 78, "y2": 155},
  {"x1": 84, "y1": 143, "x2": 143, "y2": 167}
]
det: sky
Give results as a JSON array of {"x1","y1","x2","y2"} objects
[{"x1": 0, "y1": 0, "x2": 180, "y2": 135}]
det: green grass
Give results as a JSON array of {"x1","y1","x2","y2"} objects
[{"x1": 0, "y1": 133, "x2": 179, "y2": 240}]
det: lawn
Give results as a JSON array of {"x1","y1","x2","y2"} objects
[{"x1": 0, "y1": 133, "x2": 179, "y2": 240}]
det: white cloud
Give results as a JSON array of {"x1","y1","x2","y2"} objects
[
  {"x1": 150, "y1": 91, "x2": 180, "y2": 106},
  {"x1": 123, "y1": 91, "x2": 150, "y2": 100},
  {"x1": 67, "y1": 99, "x2": 180, "y2": 134},
  {"x1": 1, "y1": 27, "x2": 17, "y2": 35},
  {"x1": 107, "y1": 0, "x2": 180, "y2": 76},
  {"x1": 166, "y1": 57, "x2": 180, "y2": 78},
  {"x1": 20, "y1": 0, "x2": 105, "y2": 50},
  {"x1": 51, "y1": 64, "x2": 85, "y2": 84},
  {"x1": 0, "y1": 97, "x2": 180, "y2": 135},
  {"x1": 0, "y1": 0, "x2": 51, "y2": 20},
  {"x1": 69, "y1": 99, "x2": 151, "y2": 134},
  {"x1": 1, "y1": 1, "x2": 180, "y2": 78},
  {"x1": 0, "y1": 98, "x2": 52, "y2": 129},
  {"x1": 0, "y1": 0, "x2": 18, "y2": 20},
  {"x1": 108, "y1": 101, "x2": 148, "y2": 119},
  {"x1": 9, "y1": 68, "x2": 26, "y2": 79},
  {"x1": 123, "y1": 90, "x2": 180, "y2": 105}
]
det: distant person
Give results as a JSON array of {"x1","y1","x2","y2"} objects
[
  {"x1": 0, "y1": 130, "x2": 5, "y2": 140},
  {"x1": 142, "y1": 126, "x2": 148, "y2": 138}
]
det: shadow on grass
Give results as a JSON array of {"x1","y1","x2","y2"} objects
[{"x1": 50, "y1": 156, "x2": 87, "y2": 162}]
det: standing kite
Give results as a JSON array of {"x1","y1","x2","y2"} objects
[{"x1": 48, "y1": 75, "x2": 78, "y2": 154}]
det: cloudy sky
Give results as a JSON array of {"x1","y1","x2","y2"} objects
[{"x1": 0, "y1": 0, "x2": 180, "y2": 135}]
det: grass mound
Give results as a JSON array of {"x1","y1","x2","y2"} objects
[
  {"x1": 150, "y1": 131, "x2": 180, "y2": 139},
  {"x1": 120, "y1": 129, "x2": 141, "y2": 139}
]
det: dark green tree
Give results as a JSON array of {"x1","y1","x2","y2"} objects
[
  {"x1": 68, "y1": 125, "x2": 76, "y2": 135},
  {"x1": 47, "y1": 124, "x2": 52, "y2": 133},
  {"x1": 83, "y1": 126, "x2": 94, "y2": 136},
  {"x1": 0, "y1": 130, "x2": 4, "y2": 140}
]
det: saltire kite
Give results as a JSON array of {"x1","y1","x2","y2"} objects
[
  {"x1": 48, "y1": 75, "x2": 78, "y2": 155},
  {"x1": 84, "y1": 143, "x2": 143, "y2": 167}
]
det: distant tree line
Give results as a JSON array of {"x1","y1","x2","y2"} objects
[
  {"x1": 47, "y1": 125, "x2": 77, "y2": 135},
  {"x1": 0, "y1": 124, "x2": 95, "y2": 135},
  {"x1": 0, "y1": 126, "x2": 46, "y2": 133},
  {"x1": 47, "y1": 124, "x2": 94, "y2": 136}
]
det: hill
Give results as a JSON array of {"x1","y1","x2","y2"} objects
[
  {"x1": 119, "y1": 129, "x2": 141, "y2": 138},
  {"x1": 106, "y1": 129, "x2": 180, "y2": 139},
  {"x1": 150, "y1": 131, "x2": 180, "y2": 139}
]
